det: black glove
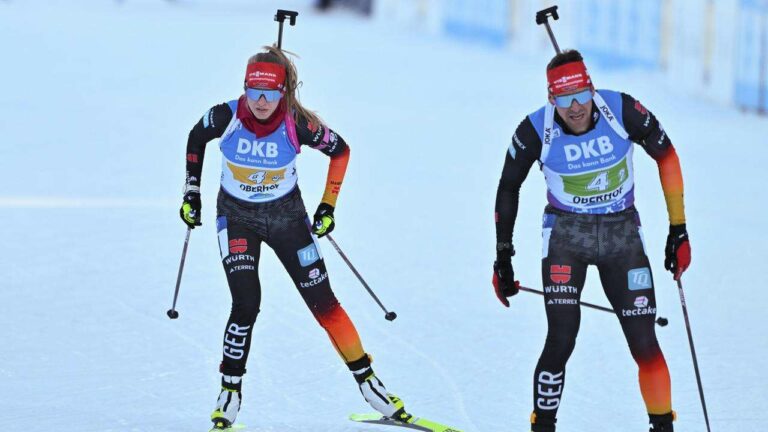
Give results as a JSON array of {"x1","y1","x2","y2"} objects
[
  {"x1": 664, "y1": 224, "x2": 691, "y2": 280},
  {"x1": 312, "y1": 203, "x2": 335, "y2": 237},
  {"x1": 493, "y1": 243, "x2": 519, "y2": 307},
  {"x1": 179, "y1": 190, "x2": 202, "y2": 229}
]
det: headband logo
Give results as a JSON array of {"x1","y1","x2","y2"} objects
[
  {"x1": 250, "y1": 71, "x2": 277, "y2": 78},
  {"x1": 553, "y1": 73, "x2": 583, "y2": 84}
]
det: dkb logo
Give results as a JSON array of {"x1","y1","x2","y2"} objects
[
  {"x1": 237, "y1": 138, "x2": 279, "y2": 157},
  {"x1": 564, "y1": 136, "x2": 614, "y2": 161}
]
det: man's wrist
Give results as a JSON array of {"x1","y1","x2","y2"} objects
[
  {"x1": 496, "y1": 242, "x2": 514, "y2": 261},
  {"x1": 669, "y1": 223, "x2": 687, "y2": 235},
  {"x1": 496, "y1": 241, "x2": 513, "y2": 252}
]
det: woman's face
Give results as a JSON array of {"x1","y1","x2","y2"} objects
[{"x1": 246, "y1": 92, "x2": 281, "y2": 120}]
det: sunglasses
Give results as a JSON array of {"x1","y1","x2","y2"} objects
[
  {"x1": 553, "y1": 89, "x2": 592, "y2": 108},
  {"x1": 245, "y1": 88, "x2": 284, "y2": 102}
]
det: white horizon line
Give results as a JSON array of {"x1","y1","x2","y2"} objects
[{"x1": 0, "y1": 197, "x2": 177, "y2": 209}]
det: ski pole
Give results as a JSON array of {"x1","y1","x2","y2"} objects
[
  {"x1": 675, "y1": 278, "x2": 711, "y2": 432},
  {"x1": 167, "y1": 227, "x2": 191, "y2": 320},
  {"x1": 325, "y1": 234, "x2": 397, "y2": 321},
  {"x1": 274, "y1": 9, "x2": 298, "y2": 49},
  {"x1": 536, "y1": 6, "x2": 562, "y2": 54},
  {"x1": 519, "y1": 285, "x2": 669, "y2": 327}
]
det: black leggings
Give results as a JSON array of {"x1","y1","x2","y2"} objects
[
  {"x1": 534, "y1": 208, "x2": 672, "y2": 421},
  {"x1": 215, "y1": 189, "x2": 365, "y2": 377}
]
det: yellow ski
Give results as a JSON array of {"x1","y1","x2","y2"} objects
[{"x1": 350, "y1": 413, "x2": 463, "y2": 432}]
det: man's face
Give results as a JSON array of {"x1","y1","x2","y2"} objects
[{"x1": 549, "y1": 87, "x2": 594, "y2": 134}]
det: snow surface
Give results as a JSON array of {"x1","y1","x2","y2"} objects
[{"x1": 1, "y1": 1, "x2": 766, "y2": 431}]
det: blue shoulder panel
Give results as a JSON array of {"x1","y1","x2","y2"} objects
[
  {"x1": 226, "y1": 99, "x2": 239, "y2": 115},
  {"x1": 595, "y1": 89, "x2": 625, "y2": 127}
]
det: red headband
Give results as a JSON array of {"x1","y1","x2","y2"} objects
[
  {"x1": 245, "y1": 62, "x2": 286, "y2": 90},
  {"x1": 547, "y1": 61, "x2": 592, "y2": 95}
]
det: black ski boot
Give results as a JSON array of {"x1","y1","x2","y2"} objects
[
  {"x1": 649, "y1": 411, "x2": 675, "y2": 432},
  {"x1": 530, "y1": 412, "x2": 556, "y2": 432}
]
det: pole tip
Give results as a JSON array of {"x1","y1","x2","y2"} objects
[
  {"x1": 385, "y1": 312, "x2": 397, "y2": 321},
  {"x1": 167, "y1": 309, "x2": 179, "y2": 319},
  {"x1": 656, "y1": 317, "x2": 669, "y2": 327}
]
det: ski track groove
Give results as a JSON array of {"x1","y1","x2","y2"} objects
[
  {"x1": 375, "y1": 325, "x2": 479, "y2": 432},
  {"x1": 114, "y1": 297, "x2": 213, "y2": 355}
]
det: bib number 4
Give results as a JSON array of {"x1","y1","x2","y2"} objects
[{"x1": 586, "y1": 171, "x2": 609, "y2": 192}]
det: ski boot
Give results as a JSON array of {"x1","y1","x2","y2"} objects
[
  {"x1": 348, "y1": 354, "x2": 412, "y2": 422},
  {"x1": 210, "y1": 375, "x2": 242, "y2": 431},
  {"x1": 649, "y1": 411, "x2": 675, "y2": 432},
  {"x1": 530, "y1": 412, "x2": 556, "y2": 432}
]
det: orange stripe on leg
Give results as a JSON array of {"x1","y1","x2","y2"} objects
[
  {"x1": 637, "y1": 352, "x2": 672, "y2": 414},
  {"x1": 315, "y1": 303, "x2": 365, "y2": 362}
]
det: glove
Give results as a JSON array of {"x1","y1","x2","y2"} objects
[
  {"x1": 664, "y1": 224, "x2": 690, "y2": 280},
  {"x1": 493, "y1": 243, "x2": 519, "y2": 307},
  {"x1": 179, "y1": 187, "x2": 202, "y2": 229},
  {"x1": 312, "y1": 203, "x2": 335, "y2": 238}
]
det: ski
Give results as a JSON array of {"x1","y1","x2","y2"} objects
[
  {"x1": 208, "y1": 423, "x2": 246, "y2": 432},
  {"x1": 350, "y1": 413, "x2": 463, "y2": 432}
]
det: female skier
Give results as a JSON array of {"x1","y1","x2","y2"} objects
[{"x1": 180, "y1": 46, "x2": 409, "y2": 431}]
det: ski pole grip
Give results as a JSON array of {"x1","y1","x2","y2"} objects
[
  {"x1": 275, "y1": 9, "x2": 299, "y2": 25},
  {"x1": 536, "y1": 6, "x2": 559, "y2": 25}
]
